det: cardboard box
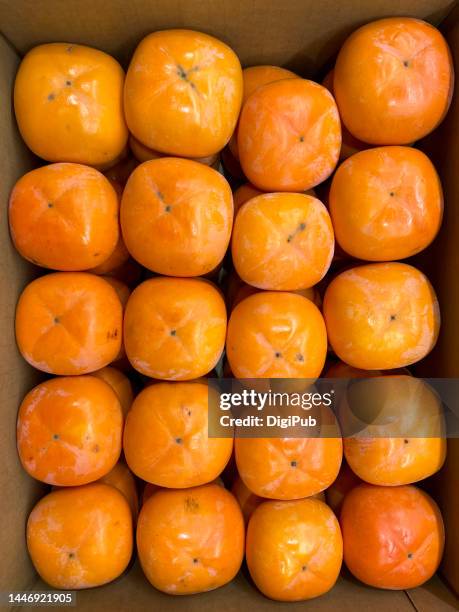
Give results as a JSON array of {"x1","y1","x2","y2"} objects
[{"x1": 0, "y1": 1, "x2": 458, "y2": 609}]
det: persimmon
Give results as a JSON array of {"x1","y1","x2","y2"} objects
[
  {"x1": 14, "y1": 43, "x2": 128, "y2": 165},
  {"x1": 231, "y1": 476, "x2": 265, "y2": 524},
  {"x1": 121, "y1": 158, "x2": 233, "y2": 276},
  {"x1": 238, "y1": 78, "x2": 341, "y2": 191},
  {"x1": 124, "y1": 277, "x2": 226, "y2": 380},
  {"x1": 232, "y1": 281, "x2": 321, "y2": 311},
  {"x1": 9, "y1": 163, "x2": 119, "y2": 271},
  {"x1": 104, "y1": 156, "x2": 138, "y2": 186},
  {"x1": 124, "y1": 382, "x2": 232, "y2": 487},
  {"x1": 124, "y1": 30, "x2": 243, "y2": 157},
  {"x1": 232, "y1": 192, "x2": 334, "y2": 290},
  {"x1": 232, "y1": 476, "x2": 325, "y2": 524},
  {"x1": 98, "y1": 461, "x2": 139, "y2": 520},
  {"x1": 27, "y1": 483, "x2": 133, "y2": 589},
  {"x1": 137, "y1": 483, "x2": 244, "y2": 594},
  {"x1": 330, "y1": 147, "x2": 443, "y2": 261},
  {"x1": 90, "y1": 237, "x2": 130, "y2": 275},
  {"x1": 325, "y1": 460, "x2": 362, "y2": 515},
  {"x1": 341, "y1": 484, "x2": 444, "y2": 589},
  {"x1": 129, "y1": 134, "x2": 219, "y2": 168},
  {"x1": 229, "y1": 65, "x2": 298, "y2": 160},
  {"x1": 92, "y1": 366, "x2": 133, "y2": 416},
  {"x1": 235, "y1": 427, "x2": 342, "y2": 500},
  {"x1": 226, "y1": 292, "x2": 327, "y2": 378},
  {"x1": 246, "y1": 498, "x2": 342, "y2": 601},
  {"x1": 17, "y1": 376, "x2": 122, "y2": 486},
  {"x1": 321, "y1": 69, "x2": 369, "y2": 160},
  {"x1": 15, "y1": 273, "x2": 122, "y2": 375},
  {"x1": 334, "y1": 18, "x2": 453, "y2": 144},
  {"x1": 340, "y1": 376, "x2": 446, "y2": 486},
  {"x1": 233, "y1": 183, "x2": 263, "y2": 215},
  {"x1": 323, "y1": 263, "x2": 440, "y2": 369}
]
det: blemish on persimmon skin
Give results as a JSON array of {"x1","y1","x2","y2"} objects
[
  {"x1": 170, "y1": 329, "x2": 177, "y2": 336},
  {"x1": 54, "y1": 317, "x2": 60, "y2": 324},
  {"x1": 296, "y1": 353, "x2": 304, "y2": 362},
  {"x1": 275, "y1": 351, "x2": 282, "y2": 358},
  {"x1": 299, "y1": 135, "x2": 305, "y2": 142},
  {"x1": 164, "y1": 205, "x2": 172, "y2": 213},
  {"x1": 184, "y1": 497, "x2": 199, "y2": 513},
  {"x1": 390, "y1": 314, "x2": 397, "y2": 321},
  {"x1": 65, "y1": 80, "x2": 72, "y2": 87},
  {"x1": 175, "y1": 437, "x2": 183, "y2": 445},
  {"x1": 47, "y1": 93, "x2": 55, "y2": 101},
  {"x1": 48, "y1": 202, "x2": 54, "y2": 208},
  {"x1": 302, "y1": 565, "x2": 307, "y2": 571},
  {"x1": 407, "y1": 552, "x2": 413, "y2": 558},
  {"x1": 68, "y1": 552, "x2": 75, "y2": 559},
  {"x1": 93, "y1": 444, "x2": 100, "y2": 453},
  {"x1": 52, "y1": 434, "x2": 59, "y2": 440},
  {"x1": 290, "y1": 460, "x2": 297, "y2": 468}
]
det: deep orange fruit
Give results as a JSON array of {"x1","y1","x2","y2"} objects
[
  {"x1": 329, "y1": 147, "x2": 443, "y2": 261},
  {"x1": 341, "y1": 484, "x2": 444, "y2": 589},
  {"x1": 17, "y1": 376, "x2": 123, "y2": 486},
  {"x1": 14, "y1": 43, "x2": 128, "y2": 165},
  {"x1": 323, "y1": 263, "x2": 440, "y2": 369},
  {"x1": 120, "y1": 158, "x2": 233, "y2": 276},
  {"x1": 137, "y1": 484, "x2": 244, "y2": 594},
  {"x1": 9, "y1": 163, "x2": 119, "y2": 271},
  {"x1": 15, "y1": 273, "x2": 123, "y2": 375},
  {"x1": 124, "y1": 30, "x2": 243, "y2": 157},
  {"x1": 246, "y1": 498, "x2": 343, "y2": 601},
  {"x1": 124, "y1": 277, "x2": 226, "y2": 380},
  {"x1": 232, "y1": 192, "x2": 334, "y2": 290},
  {"x1": 226, "y1": 292, "x2": 327, "y2": 378},
  {"x1": 334, "y1": 18, "x2": 453, "y2": 144},
  {"x1": 123, "y1": 382, "x2": 233, "y2": 487},
  {"x1": 27, "y1": 483, "x2": 133, "y2": 588},
  {"x1": 238, "y1": 78, "x2": 341, "y2": 191}
]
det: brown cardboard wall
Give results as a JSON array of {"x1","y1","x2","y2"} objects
[
  {"x1": 0, "y1": 34, "x2": 46, "y2": 593},
  {"x1": 417, "y1": 11, "x2": 459, "y2": 595},
  {"x1": 1, "y1": 0, "x2": 459, "y2": 607},
  {"x1": 0, "y1": 0, "x2": 455, "y2": 69}
]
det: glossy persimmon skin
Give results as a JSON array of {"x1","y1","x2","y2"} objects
[
  {"x1": 123, "y1": 382, "x2": 233, "y2": 487},
  {"x1": 121, "y1": 158, "x2": 233, "y2": 276},
  {"x1": 27, "y1": 484, "x2": 133, "y2": 589},
  {"x1": 233, "y1": 183, "x2": 263, "y2": 215},
  {"x1": 92, "y1": 366, "x2": 133, "y2": 416},
  {"x1": 341, "y1": 484, "x2": 445, "y2": 589},
  {"x1": 98, "y1": 461, "x2": 139, "y2": 520},
  {"x1": 238, "y1": 79, "x2": 341, "y2": 191},
  {"x1": 9, "y1": 163, "x2": 119, "y2": 271},
  {"x1": 226, "y1": 292, "x2": 327, "y2": 379},
  {"x1": 229, "y1": 65, "x2": 298, "y2": 160},
  {"x1": 246, "y1": 498, "x2": 343, "y2": 601},
  {"x1": 323, "y1": 263, "x2": 440, "y2": 370},
  {"x1": 321, "y1": 69, "x2": 370, "y2": 160},
  {"x1": 231, "y1": 476, "x2": 265, "y2": 524},
  {"x1": 124, "y1": 30, "x2": 243, "y2": 157},
  {"x1": 325, "y1": 460, "x2": 362, "y2": 515},
  {"x1": 17, "y1": 376, "x2": 122, "y2": 486},
  {"x1": 129, "y1": 134, "x2": 220, "y2": 168},
  {"x1": 14, "y1": 43, "x2": 128, "y2": 165},
  {"x1": 236, "y1": 429, "x2": 342, "y2": 500},
  {"x1": 334, "y1": 18, "x2": 454, "y2": 145},
  {"x1": 330, "y1": 147, "x2": 443, "y2": 261},
  {"x1": 124, "y1": 277, "x2": 226, "y2": 380},
  {"x1": 232, "y1": 193, "x2": 334, "y2": 290},
  {"x1": 15, "y1": 273, "x2": 122, "y2": 375},
  {"x1": 137, "y1": 484, "x2": 244, "y2": 595},
  {"x1": 340, "y1": 376, "x2": 446, "y2": 486}
]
